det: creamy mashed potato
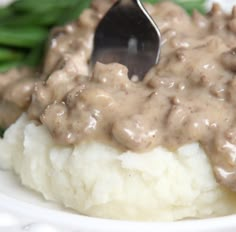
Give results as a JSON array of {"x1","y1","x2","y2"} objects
[
  {"x1": 1, "y1": 0, "x2": 236, "y2": 222},
  {"x1": 0, "y1": 114, "x2": 236, "y2": 221}
]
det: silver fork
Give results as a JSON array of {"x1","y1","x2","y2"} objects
[{"x1": 91, "y1": 0, "x2": 161, "y2": 80}]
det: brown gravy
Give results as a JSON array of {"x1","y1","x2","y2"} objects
[{"x1": 1, "y1": 1, "x2": 236, "y2": 191}]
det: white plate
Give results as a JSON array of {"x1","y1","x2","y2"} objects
[{"x1": 0, "y1": 0, "x2": 236, "y2": 231}]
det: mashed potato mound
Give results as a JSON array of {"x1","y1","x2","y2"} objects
[{"x1": 0, "y1": 114, "x2": 236, "y2": 221}]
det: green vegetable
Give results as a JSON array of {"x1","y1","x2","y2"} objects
[
  {"x1": 0, "y1": 7, "x2": 12, "y2": 18},
  {"x1": 0, "y1": 27, "x2": 47, "y2": 48},
  {"x1": 0, "y1": 47, "x2": 24, "y2": 62},
  {"x1": 0, "y1": 0, "x2": 94, "y2": 72},
  {"x1": 0, "y1": 9, "x2": 63, "y2": 27},
  {"x1": 25, "y1": 41, "x2": 45, "y2": 66},
  {"x1": 10, "y1": 0, "x2": 87, "y2": 13},
  {"x1": 170, "y1": 0, "x2": 206, "y2": 14},
  {"x1": 57, "y1": 0, "x2": 92, "y2": 24},
  {"x1": 143, "y1": 0, "x2": 206, "y2": 13},
  {"x1": 0, "y1": 0, "x2": 206, "y2": 73},
  {"x1": 0, "y1": 60, "x2": 22, "y2": 72}
]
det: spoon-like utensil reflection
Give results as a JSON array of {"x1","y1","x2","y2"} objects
[{"x1": 91, "y1": 0, "x2": 161, "y2": 80}]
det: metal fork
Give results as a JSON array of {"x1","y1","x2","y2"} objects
[{"x1": 91, "y1": 0, "x2": 161, "y2": 80}]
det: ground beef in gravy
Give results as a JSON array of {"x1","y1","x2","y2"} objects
[
  {"x1": 1, "y1": 1, "x2": 236, "y2": 191},
  {"x1": 0, "y1": 68, "x2": 35, "y2": 128}
]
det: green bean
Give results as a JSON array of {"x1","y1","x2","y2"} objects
[
  {"x1": 57, "y1": 0, "x2": 92, "y2": 24},
  {"x1": 10, "y1": 0, "x2": 80, "y2": 13},
  {"x1": 0, "y1": 1, "x2": 91, "y2": 27},
  {"x1": 0, "y1": 47, "x2": 24, "y2": 62},
  {"x1": 0, "y1": 6, "x2": 69, "y2": 27},
  {"x1": 0, "y1": 60, "x2": 22, "y2": 73},
  {"x1": 0, "y1": 27, "x2": 47, "y2": 48},
  {"x1": 25, "y1": 42, "x2": 45, "y2": 66},
  {"x1": 0, "y1": 7, "x2": 12, "y2": 18},
  {"x1": 173, "y1": 0, "x2": 206, "y2": 13},
  {"x1": 143, "y1": 0, "x2": 206, "y2": 13}
]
